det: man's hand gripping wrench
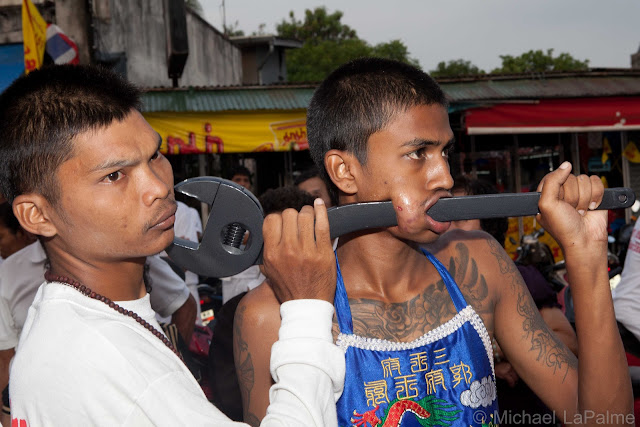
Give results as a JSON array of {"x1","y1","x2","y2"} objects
[{"x1": 165, "y1": 177, "x2": 636, "y2": 278}]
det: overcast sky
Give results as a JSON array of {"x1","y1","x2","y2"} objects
[{"x1": 199, "y1": 0, "x2": 640, "y2": 73}]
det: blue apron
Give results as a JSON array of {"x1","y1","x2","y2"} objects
[{"x1": 334, "y1": 249, "x2": 498, "y2": 427}]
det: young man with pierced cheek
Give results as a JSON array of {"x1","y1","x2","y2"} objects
[
  {"x1": 236, "y1": 58, "x2": 633, "y2": 426},
  {"x1": 1, "y1": 65, "x2": 344, "y2": 426}
]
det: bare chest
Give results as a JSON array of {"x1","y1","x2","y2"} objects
[{"x1": 331, "y1": 274, "x2": 495, "y2": 343}]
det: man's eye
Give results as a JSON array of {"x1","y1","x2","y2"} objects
[
  {"x1": 105, "y1": 171, "x2": 123, "y2": 182},
  {"x1": 407, "y1": 148, "x2": 425, "y2": 160},
  {"x1": 150, "y1": 150, "x2": 160, "y2": 160}
]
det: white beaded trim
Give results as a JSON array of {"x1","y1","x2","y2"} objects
[{"x1": 336, "y1": 305, "x2": 495, "y2": 378}]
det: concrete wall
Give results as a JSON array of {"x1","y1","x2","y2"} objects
[
  {"x1": 93, "y1": 0, "x2": 241, "y2": 87},
  {"x1": 240, "y1": 45, "x2": 289, "y2": 85},
  {"x1": 0, "y1": 0, "x2": 241, "y2": 87},
  {"x1": 180, "y1": 11, "x2": 241, "y2": 87},
  {"x1": 0, "y1": 1, "x2": 54, "y2": 44}
]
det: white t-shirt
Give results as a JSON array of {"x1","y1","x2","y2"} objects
[
  {"x1": 0, "y1": 242, "x2": 190, "y2": 351},
  {"x1": 10, "y1": 282, "x2": 343, "y2": 426},
  {"x1": 613, "y1": 219, "x2": 640, "y2": 340},
  {"x1": 221, "y1": 265, "x2": 266, "y2": 304},
  {"x1": 166, "y1": 201, "x2": 204, "y2": 324}
]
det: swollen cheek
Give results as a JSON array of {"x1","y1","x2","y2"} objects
[{"x1": 393, "y1": 194, "x2": 423, "y2": 233}]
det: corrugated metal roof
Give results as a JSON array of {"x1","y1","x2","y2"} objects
[
  {"x1": 141, "y1": 86, "x2": 315, "y2": 112},
  {"x1": 443, "y1": 75, "x2": 640, "y2": 102},
  {"x1": 140, "y1": 72, "x2": 640, "y2": 113}
]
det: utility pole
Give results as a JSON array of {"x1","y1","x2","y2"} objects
[{"x1": 221, "y1": 0, "x2": 226, "y2": 35}]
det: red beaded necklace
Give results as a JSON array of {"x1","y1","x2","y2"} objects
[{"x1": 44, "y1": 270, "x2": 184, "y2": 362}]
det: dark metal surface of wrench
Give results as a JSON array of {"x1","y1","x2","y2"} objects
[
  {"x1": 165, "y1": 177, "x2": 635, "y2": 278},
  {"x1": 165, "y1": 177, "x2": 264, "y2": 278}
]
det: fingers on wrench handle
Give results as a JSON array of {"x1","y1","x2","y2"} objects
[{"x1": 426, "y1": 187, "x2": 636, "y2": 222}]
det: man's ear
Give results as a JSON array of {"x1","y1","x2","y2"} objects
[
  {"x1": 324, "y1": 149, "x2": 360, "y2": 196},
  {"x1": 12, "y1": 194, "x2": 58, "y2": 238}
]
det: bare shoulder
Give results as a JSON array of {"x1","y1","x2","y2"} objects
[
  {"x1": 235, "y1": 280, "x2": 282, "y2": 330},
  {"x1": 423, "y1": 229, "x2": 513, "y2": 329},
  {"x1": 430, "y1": 229, "x2": 514, "y2": 276},
  {"x1": 427, "y1": 228, "x2": 497, "y2": 256}
]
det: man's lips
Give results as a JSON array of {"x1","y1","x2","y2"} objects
[
  {"x1": 149, "y1": 204, "x2": 177, "y2": 230},
  {"x1": 424, "y1": 193, "x2": 452, "y2": 234}
]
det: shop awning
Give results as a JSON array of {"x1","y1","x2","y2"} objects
[{"x1": 465, "y1": 97, "x2": 640, "y2": 135}]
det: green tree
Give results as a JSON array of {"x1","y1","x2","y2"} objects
[
  {"x1": 184, "y1": 0, "x2": 203, "y2": 15},
  {"x1": 276, "y1": 7, "x2": 357, "y2": 44},
  {"x1": 276, "y1": 7, "x2": 419, "y2": 82},
  {"x1": 430, "y1": 59, "x2": 485, "y2": 78},
  {"x1": 492, "y1": 49, "x2": 589, "y2": 74},
  {"x1": 224, "y1": 20, "x2": 245, "y2": 37}
]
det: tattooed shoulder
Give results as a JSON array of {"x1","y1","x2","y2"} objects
[{"x1": 343, "y1": 242, "x2": 494, "y2": 341}]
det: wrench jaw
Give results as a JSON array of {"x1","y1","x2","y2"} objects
[
  {"x1": 165, "y1": 177, "x2": 265, "y2": 278},
  {"x1": 173, "y1": 176, "x2": 222, "y2": 205}
]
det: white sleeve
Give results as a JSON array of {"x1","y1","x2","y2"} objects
[
  {"x1": 146, "y1": 255, "x2": 191, "y2": 318},
  {"x1": 261, "y1": 300, "x2": 344, "y2": 427},
  {"x1": 0, "y1": 295, "x2": 18, "y2": 350},
  {"x1": 127, "y1": 300, "x2": 342, "y2": 427}
]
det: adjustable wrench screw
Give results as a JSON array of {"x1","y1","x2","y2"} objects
[{"x1": 224, "y1": 223, "x2": 246, "y2": 248}]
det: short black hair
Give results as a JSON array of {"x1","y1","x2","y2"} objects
[
  {"x1": 0, "y1": 64, "x2": 141, "y2": 204},
  {"x1": 228, "y1": 165, "x2": 252, "y2": 183},
  {"x1": 453, "y1": 175, "x2": 509, "y2": 247},
  {"x1": 258, "y1": 186, "x2": 316, "y2": 216},
  {"x1": 0, "y1": 202, "x2": 20, "y2": 234},
  {"x1": 307, "y1": 57, "x2": 448, "y2": 200},
  {"x1": 293, "y1": 166, "x2": 322, "y2": 187}
]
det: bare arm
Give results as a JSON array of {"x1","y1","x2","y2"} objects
[
  {"x1": 540, "y1": 306, "x2": 578, "y2": 356},
  {"x1": 493, "y1": 163, "x2": 632, "y2": 422},
  {"x1": 0, "y1": 348, "x2": 14, "y2": 393},
  {"x1": 170, "y1": 294, "x2": 197, "y2": 344},
  {"x1": 233, "y1": 285, "x2": 280, "y2": 426}
]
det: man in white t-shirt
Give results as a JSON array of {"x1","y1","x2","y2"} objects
[
  {"x1": 613, "y1": 218, "x2": 640, "y2": 357},
  {"x1": 1, "y1": 64, "x2": 342, "y2": 426},
  {"x1": 0, "y1": 241, "x2": 196, "y2": 422}
]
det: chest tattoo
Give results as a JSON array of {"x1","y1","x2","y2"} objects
[{"x1": 333, "y1": 243, "x2": 494, "y2": 342}]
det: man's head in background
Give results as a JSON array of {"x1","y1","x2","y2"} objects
[
  {"x1": 228, "y1": 165, "x2": 252, "y2": 191},
  {"x1": 294, "y1": 167, "x2": 334, "y2": 207},
  {"x1": 259, "y1": 186, "x2": 316, "y2": 216},
  {"x1": 0, "y1": 202, "x2": 36, "y2": 259},
  {"x1": 449, "y1": 175, "x2": 508, "y2": 247}
]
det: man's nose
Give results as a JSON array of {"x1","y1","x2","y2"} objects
[
  {"x1": 142, "y1": 167, "x2": 171, "y2": 206},
  {"x1": 426, "y1": 155, "x2": 453, "y2": 191}
]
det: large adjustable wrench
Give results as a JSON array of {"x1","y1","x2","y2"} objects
[{"x1": 165, "y1": 176, "x2": 635, "y2": 278}]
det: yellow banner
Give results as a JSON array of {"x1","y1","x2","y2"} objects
[
  {"x1": 22, "y1": 0, "x2": 47, "y2": 74},
  {"x1": 623, "y1": 141, "x2": 640, "y2": 163},
  {"x1": 144, "y1": 110, "x2": 309, "y2": 154}
]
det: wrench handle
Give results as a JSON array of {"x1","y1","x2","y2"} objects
[{"x1": 325, "y1": 187, "x2": 635, "y2": 237}]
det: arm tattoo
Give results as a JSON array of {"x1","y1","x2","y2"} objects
[
  {"x1": 346, "y1": 243, "x2": 490, "y2": 341},
  {"x1": 449, "y1": 243, "x2": 490, "y2": 312},
  {"x1": 487, "y1": 238, "x2": 521, "y2": 293},
  {"x1": 517, "y1": 291, "x2": 578, "y2": 381},
  {"x1": 488, "y1": 238, "x2": 577, "y2": 381},
  {"x1": 234, "y1": 305, "x2": 259, "y2": 425}
]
